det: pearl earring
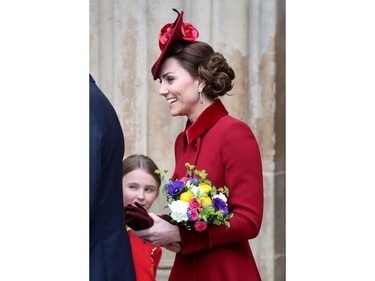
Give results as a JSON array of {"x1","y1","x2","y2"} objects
[{"x1": 198, "y1": 88, "x2": 203, "y2": 104}]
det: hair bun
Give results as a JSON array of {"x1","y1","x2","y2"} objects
[{"x1": 198, "y1": 52, "x2": 235, "y2": 98}]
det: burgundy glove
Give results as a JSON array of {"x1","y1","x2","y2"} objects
[
  {"x1": 124, "y1": 202, "x2": 154, "y2": 230},
  {"x1": 158, "y1": 214, "x2": 171, "y2": 222}
]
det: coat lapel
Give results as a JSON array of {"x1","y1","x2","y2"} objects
[
  {"x1": 185, "y1": 100, "x2": 228, "y2": 145},
  {"x1": 179, "y1": 100, "x2": 228, "y2": 169}
]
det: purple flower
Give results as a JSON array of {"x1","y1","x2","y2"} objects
[
  {"x1": 190, "y1": 176, "x2": 199, "y2": 186},
  {"x1": 212, "y1": 197, "x2": 228, "y2": 217},
  {"x1": 167, "y1": 180, "x2": 185, "y2": 196}
]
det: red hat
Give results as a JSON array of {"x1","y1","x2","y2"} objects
[{"x1": 151, "y1": 9, "x2": 199, "y2": 80}]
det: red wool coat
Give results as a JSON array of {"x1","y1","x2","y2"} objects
[
  {"x1": 169, "y1": 100, "x2": 264, "y2": 281},
  {"x1": 128, "y1": 230, "x2": 162, "y2": 281}
]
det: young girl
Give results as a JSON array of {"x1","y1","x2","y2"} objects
[{"x1": 122, "y1": 154, "x2": 162, "y2": 281}]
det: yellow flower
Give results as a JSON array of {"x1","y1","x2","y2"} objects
[
  {"x1": 180, "y1": 191, "x2": 193, "y2": 202},
  {"x1": 198, "y1": 195, "x2": 212, "y2": 207},
  {"x1": 199, "y1": 182, "x2": 212, "y2": 194}
]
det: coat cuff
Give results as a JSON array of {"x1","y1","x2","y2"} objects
[{"x1": 179, "y1": 226, "x2": 212, "y2": 255}]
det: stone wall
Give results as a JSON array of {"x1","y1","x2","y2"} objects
[{"x1": 90, "y1": 0, "x2": 285, "y2": 280}]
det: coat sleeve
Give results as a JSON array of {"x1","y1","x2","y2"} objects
[
  {"x1": 89, "y1": 88, "x2": 103, "y2": 222},
  {"x1": 179, "y1": 120, "x2": 264, "y2": 254}
]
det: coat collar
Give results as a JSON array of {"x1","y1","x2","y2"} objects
[{"x1": 184, "y1": 99, "x2": 228, "y2": 144}]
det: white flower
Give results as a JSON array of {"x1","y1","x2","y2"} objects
[
  {"x1": 169, "y1": 200, "x2": 189, "y2": 222},
  {"x1": 212, "y1": 192, "x2": 228, "y2": 203},
  {"x1": 190, "y1": 185, "x2": 205, "y2": 197}
]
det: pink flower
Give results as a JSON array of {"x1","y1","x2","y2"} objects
[
  {"x1": 181, "y1": 23, "x2": 199, "y2": 41},
  {"x1": 181, "y1": 177, "x2": 189, "y2": 183},
  {"x1": 189, "y1": 198, "x2": 201, "y2": 210},
  {"x1": 189, "y1": 208, "x2": 199, "y2": 221},
  {"x1": 194, "y1": 221, "x2": 207, "y2": 232}
]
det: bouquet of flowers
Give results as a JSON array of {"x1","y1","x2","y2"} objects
[{"x1": 156, "y1": 163, "x2": 234, "y2": 232}]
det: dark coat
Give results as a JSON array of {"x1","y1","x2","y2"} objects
[
  {"x1": 90, "y1": 75, "x2": 135, "y2": 281},
  {"x1": 169, "y1": 100, "x2": 264, "y2": 281}
]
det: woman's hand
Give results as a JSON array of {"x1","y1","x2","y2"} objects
[
  {"x1": 164, "y1": 242, "x2": 181, "y2": 252},
  {"x1": 132, "y1": 213, "x2": 181, "y2": 247}
]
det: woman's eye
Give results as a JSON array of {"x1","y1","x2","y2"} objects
[
  {"x1": 129, "y1": 185, "x2": 138, "y2": 190},
  {"x1": 167, "y1": 76, "x2": 175, "y2": 83}
]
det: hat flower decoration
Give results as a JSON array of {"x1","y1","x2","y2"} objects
[
  {"x1": 159, "y1": 21, "x2": 199, "y2": 51},
  {"x1": 152, "y1": 9, "x2": 199, "y2": 80}
]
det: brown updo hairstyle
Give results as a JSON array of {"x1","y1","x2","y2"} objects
[
  {"x1": 122, "y1": 154, "x2": 161, "y2": 189},
  {"x1": 164, "y1": 40, "x2": 235, "y2": 100}
]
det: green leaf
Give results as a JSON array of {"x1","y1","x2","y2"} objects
[
  {"x1": 161, "y1": 184, "x2": 168, "y2": 196},
  {"x1": 225, "y1": 213, "x2": 234, "y2": 220},
  {"x1": 217, "y1": 186, "x2": 230, "y2": 197},
  {"x1": 185, "y1": 162, "x2": 195, "y2": 171},
  {"x1": 155, "y1": 168, "x2": 169, "y2": 182},
  {"x1": 224, "y1": 221, "x2": 231, "y2": 229}
]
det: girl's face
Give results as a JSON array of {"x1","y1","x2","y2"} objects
[
  {"x1": 158, "y1": 57, "x2": 205, "y2": 122},
  {"x1": 122, "y1": 168, "x2": 159, "y2": 211}
]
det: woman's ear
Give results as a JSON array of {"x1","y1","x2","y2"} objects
[{"x1": 197, "y1": 80, "x2": 206, "y2": 91}]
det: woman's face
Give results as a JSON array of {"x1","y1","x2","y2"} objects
[
  {"x1": 158, "y1": 57, "x2": 204, "y2": 122},
  {"x1": 122, "y1": 168, "x2": 159, "y2": 210}
]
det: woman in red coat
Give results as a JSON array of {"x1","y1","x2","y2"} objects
[{"x1": 132, "y1": 10, "x2": 263, "y2": 281}]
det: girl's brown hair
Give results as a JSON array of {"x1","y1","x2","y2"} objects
[{"x1": 122, "y1": 154, "x2": 161, "y2": 188}]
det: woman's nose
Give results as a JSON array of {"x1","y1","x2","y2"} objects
[{"x1": 159, "y1": 83, "x2": 168, "y2": 96}]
